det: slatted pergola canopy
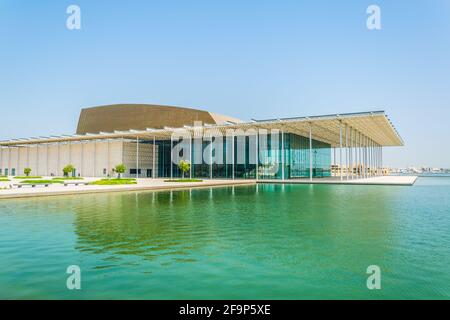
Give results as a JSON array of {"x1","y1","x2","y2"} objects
[{"x1": 0, "y1": 111, "x2": 402, "y2": 147}]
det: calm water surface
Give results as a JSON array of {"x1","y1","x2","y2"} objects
[{"x1": 0, "y1": 177, "x2": 449, "y2": 299}]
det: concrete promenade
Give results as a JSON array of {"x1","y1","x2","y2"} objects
[
  {"x1": 0, "y1": 178, "x2": 255, "y2": 200},
  {"x1": 0, "y1": 175, "x2": 418, "y2": 200}
]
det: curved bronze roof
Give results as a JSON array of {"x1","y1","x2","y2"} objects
[{"x1": 76, "y1": 104, "x2": 242, "y2": 134}]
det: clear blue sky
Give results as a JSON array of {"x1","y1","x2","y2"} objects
[{"x1": 1, "y1": 0, "x2": 449, "y2": 167}]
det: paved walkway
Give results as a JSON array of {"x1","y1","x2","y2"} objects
[
  {"x1": 0, "y1": 178, "x2": 255, "y2": 200},
  {"x1": 0, "y1": 175, "x2": 418, "y2": 199}
]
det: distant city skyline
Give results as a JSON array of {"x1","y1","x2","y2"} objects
[{"x1": 1, "y1": 1, "x2": 449, "y2": 167}]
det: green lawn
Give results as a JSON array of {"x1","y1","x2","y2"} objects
[
  {"x1": 164, "y1": 179, "x2": 203, "y2": 183},
  {"x1": 52, "y1": 177, "x2": 84, "y2": 180},
  {"x1": 14, "y1": 176, "x2": 42, "y2": 179},
  {"x1": 0, "y1": 178, "x2": 10, "y2": 182},
  {"x1": 19, "y1": 179, "x2": 64, "y2": 184},
  {"x1": 89, "y1": 178, "x2": 137, "y2": 186}
]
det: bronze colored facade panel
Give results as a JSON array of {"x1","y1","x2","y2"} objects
[{"x1": 76, "y1": 104, "x2": 240, "y2": 134}]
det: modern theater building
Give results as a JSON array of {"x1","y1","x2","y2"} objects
[{"x1": 0, "y1": 104, "x2": 403, "y2": 180}]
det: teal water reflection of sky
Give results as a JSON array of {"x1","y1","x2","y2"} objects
[{"x1": 0, "y1": 177, "x2": 449, "y2": 299}]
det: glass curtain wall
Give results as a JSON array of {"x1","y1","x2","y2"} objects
[
  {"x1": 157, "y1": 140, "x2": 171, "y2": 178},
  {"x1": 155, "y1": 132, "x2": 330, "y2": 179},
  {"x1": 285, "y1": 134, "x2": 331, "y2": 178},
  {"x1": 258, "y1": 133, "x2": 331, "y2": 179}
]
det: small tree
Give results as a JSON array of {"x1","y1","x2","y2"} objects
[
  {"x1": 115, "y1": 164, "x2": 126, "y2": 179},
  {"x1": 24, "y1": 168, "x2": 32, "y2": 177},
  {"x1": 63, "y1": 164, "x2": 75, "y2": 177},
  {"x1": 178, "y1": 160, "x2": 190, "y2": 179}
]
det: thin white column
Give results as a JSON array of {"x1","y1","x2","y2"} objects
[
  {"x1": 0, "y1": 148, "x2": 3, "y2": 175},
  {"x1": 356, "y1": 131, "x2": 359, "y2": 178},
  {"x1": 339, "y1": 122, "x2": 343, "y2": 181},
  {"x1": 281, "y1": 130, "x2": 285, "y2": 180},
  {"x1": 358, "y1": 131, "x2": 361, "y2": 178},
  {"x1": 57, "y1": 143, "x2": 60, "y2": 176},
  {"x1": 377, "y1": 145, "x2": 380, "y2": 175},
  {"x1": 379, "y1": 145, "x2": 381, "y2": 175},
  {"x1": 354, "y1": 132, "x2": 357, "y2": 178},
  {"x1": 373, "y1": 141, "x2": 376, "y2": 176},
  {"x1": 360, "y1": 135, "x2": 363, "y2": 179},
  {"x1": 379, "y1": 145, "x2": 382, "y2": 176},
  {"x1": 370, "y1": 139, "x2": 373, "y2": 176},
  {"x1": 1, "y1": 147, "x2": 4, "y2": 174},
  {"x1": 209, "y1": 136, "x2": 213, "y2": 180},
  {"x1": 35, "y1": 146, "x2": 39, "y2": 176},
  {"x1": 364, "y1": 135, "x2": 366, "y2": 178},
  {"x1": 359, "y1": 132, "x2": 364, "y2": 179},
  {"x1": 368, "y1": 137, "x2": 371, "y2": 177},
  {"x1": 350, "y1": 127, "x2": 353, "y2": 180},
  {"x1": 353, "y1": 129, "x2": 356, "y2": 179},
  {"x1": 352, "y1": 127, "x2": 355, "y2": 179},
  {"x1": 309, "y1": 124, "x2": 313, "y2": 181},
  {"x1": 153, "y1": 136, "x2": 156, "y2": 178},
  {"x1": 8, "y1": 147, "x2": 11, "y2": 176},
  {"x1": 353, "y1": 128, "x2": 356, "y2": 179},
  {"x1": 374, "y1": 142, "x2": 376, "y2": 176},
  {"x1": 107, "y1": 140, "x2": 110, "y2": 177},
  {"x1": 170, "y1": 138, "x2": 173, "y2": 179},
  {"x1": 17, "y1": 147, "x2": 21, "y2": 175},
  {"x1": 232, "y1": 132, "x2": 235, "y2": 180},
  {"x1": 378, "y1": 144, "x2": 381, "y2": 176},
  {"x1": 363, "y1": 135, "x2": 367, "y2": 179},
  {"x1": 368, "y1": 139, "x2": 371, "y2": 177},
  {"x1": 374, "y1": 143, "x2": 376, "y2": 176},
  {"x1": 376, "y1": 143, "x2": 378, "y2": 175},
  {"x1": 373, "y1": 143, "x2": 376, "y2": 176},
  {"x1": 361, "y1": 136, "x2": 363, "y2": 178},
  {"x1": 255, "y1": 131, "x2": 259, "y2": 181},
  {"x1": 93, "y1": 141, "x2": 96, "y2": 177},
  {"x1": 355, "y1": 130, "x2": 358, "y2": 178},
  {"x1": 380, "y1": 146, "x2": 383, "y2": 176},
  {"x1": 375, "y1": 144, "x2": 378, "y2": 176},
  {"x1": 347, "y1": 126, "x2": 352, "y2": 179},
  {"x1": 345, "y1": 125, "x2": 349, "y2": 180},
  {"x1": 81, "y1": 142, "x2": 84, "y2": 177},
  {"x1": 367, "y1": 139, "x2": 370, "y2": 177},
  {"x1": 189, "y1": 134, "x2": 192, "y2": 179},
  {"x1": 360, "y1": 132, "x2": 363, "y2": 178},
  {"x1": 136, "y1": 137, "x2": 139, "y2": 179},
  {"x1": 68, "y1": 142, "x2": 72, "y2": 165},
  {"x1": 46, "y1": 144, "x2": 49, "y2": 176},
  {"x1": 364, "y1": 137, "x2": 369, "y2": 178},
  {"x1": 353, "y1": 132, "x2": 356, "y2": 179}
]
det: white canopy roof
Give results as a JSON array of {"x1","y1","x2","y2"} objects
[{"x1": 0, "y1": 111, "x2": 403, "y2": 147}]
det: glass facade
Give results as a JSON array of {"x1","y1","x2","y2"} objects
[
  {"x1": 153, "y1": 132, "x2": 331, "y2": 179},
  {"x1": 284, "y1": 133, "x2": 331, "y2": 178}
]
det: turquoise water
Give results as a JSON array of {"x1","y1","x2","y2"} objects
[{"x1": 0, "y1": 177, "x2": 449, "y2": 299}]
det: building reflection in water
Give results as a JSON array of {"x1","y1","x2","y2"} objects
[{"x1": 69, "y1": 184, "x2": 397, "y2": 272}]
